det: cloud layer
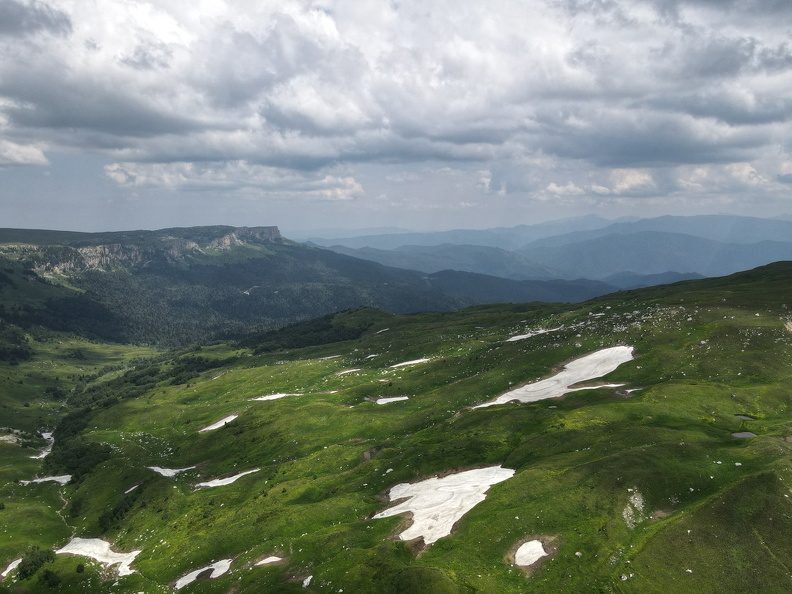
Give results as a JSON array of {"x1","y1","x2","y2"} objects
[{"x1": 1, "y1": 0, "x2": 792, "y2": 227}]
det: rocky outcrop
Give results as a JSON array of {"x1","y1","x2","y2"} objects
[{"x1": 5, "y1": 226, "x2": 283, "y2": 274}]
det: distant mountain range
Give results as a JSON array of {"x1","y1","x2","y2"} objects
[
  {"x1": 0, "y1": 225, "x2": 611, "y2": 347},
  {"x1": 309, "y1": 214, "x2": 792, "y2": 282}
]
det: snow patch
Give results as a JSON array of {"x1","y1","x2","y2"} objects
[
  {"x1": 147, "y1": 466, "x2": 196, "y2": 477},
  {"x1": 373, "y1": 466, "x2": 515, "y2": 545},
  {"x1": 514, "y1": 540, "x2": 548, "y2": 567},
  {"x1": 251, "y1": 393, "x2": 301, "y2": 401},
  {"x1": 375, "y1": 397, "x2": 410, "y2": 405},
  {"x1": 390, "y1": 358, "x2": 431, "y2": 368},
  {"x1": 255, "y1": 556, "x2": 282, "y2": 566},
  {"x1": 505, "y1": 327, "x2": 563, "y2": 342},
  {"x1": 174, "y1": 559, "x2": 232, "y2": 590},
  {"x1": 198, "y1": 414, "x2": 238, "y2": 432},
  {"x1": 56, "y1": 538, "x2": 140, "y2": 576},
  {"x1": 474, "y1": 346, "x2": 634, "y2": 409},
  {"x1": 1, "y1": 558, "x2": 21, "y2": 578},
  {"x1": 196, "y1": 469, "x2": 259, "y2": 489},
  {"x1": 20, "y1": 474, "x2": 71, "y2": 485},
  {"x1": 29, "y1": 431, "x2": 54, "y2": 459},
  {"x1": 337, "y1": 368, "x2": 361, "y2": 375}
]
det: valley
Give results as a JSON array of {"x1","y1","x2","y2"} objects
[{"x1": 1, "y1": 260, "x2": 792, "y2": 592}]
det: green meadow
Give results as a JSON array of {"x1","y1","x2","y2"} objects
[{"x1": 2, "y1": 262, "x2": 792, "y2": 592}]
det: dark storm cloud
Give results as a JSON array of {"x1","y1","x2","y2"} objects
[{"x1": 0, "y1": 0, "x2": 71, "y2": 37}]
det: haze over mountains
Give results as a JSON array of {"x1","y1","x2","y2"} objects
[{"x1": 307, "y1": 214, "x2": 792, "y2": 283}]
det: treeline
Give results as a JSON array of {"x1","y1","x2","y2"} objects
[{"x1": 240, "y1": 307, "x2": 391, "y2": 353}]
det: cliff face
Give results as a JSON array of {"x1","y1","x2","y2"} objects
[{"x1": 2, "y1": 225, "x2": 283, "y2": 274}]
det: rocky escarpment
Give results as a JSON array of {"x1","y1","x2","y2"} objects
[{"x1": 0, "y1": 226, "x2": 283, "y2": 274}]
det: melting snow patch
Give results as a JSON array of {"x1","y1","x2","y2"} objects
[
  {"x1": 303, "y1": 575, "x2": 313, "y2": 587},
  {"x1": 174, "y1": 559, "x2": 232, "y2": 589},
  {"x1": 1, "y1": 558, "x2": 21, "y2": 578},
  {"x1": 251, "y1": 393, "x2": 301, "y2": 401},
  {"x1": 56, "y1": 538, "x2": 140, "y2": 576},
  {"x1": 505, "y1": 327, "x2": 563, "y2": 342},
  {"x1": 196, "y1": 469, "x2": 259, "y2": 489},
  {"x1": 375, "y1": 397, "x2": 410, "y2": 405},
  {"x1": 389, "y1": 358, "x2": 430, "y2": 368},
  {"x1": 337, "y1": 368, "x2": 361, "y2": 375},
  {"x1": 147, "y1": 466, "x2": 196, "y2": 477},
  {"x1": 373, "y1": 466, "x2": 515, "y2": 545},
  {"x1": 29, "y1": 431, "x2": 54, "y2": 459},
  {"x1": 474, "y1": 346, "x2": 634, "y2": 409},
  {"x1": 198, "y1": 415, "x2": 238, "y2": 432},
  {"x1": 255, "y1": 556, "x2": 282, "y2": 566},
  {"x1": 514, "y1": 541, "x2": 548, "y2": 567},
  {"x1": 20, "y1": 475, "x2": 71, "y2": 485}
]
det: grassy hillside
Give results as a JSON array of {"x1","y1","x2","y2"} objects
[{"x1": 1, "y1": 262, "x2": 791, "y2": 592}]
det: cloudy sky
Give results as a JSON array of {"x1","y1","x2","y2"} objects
[{"x1": 1, "y1": 0, "x2": 792, "y2": 234}]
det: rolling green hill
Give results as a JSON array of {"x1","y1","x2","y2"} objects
[{"x1": 1, "y1": 262, "x2": 792, "y2": 592}]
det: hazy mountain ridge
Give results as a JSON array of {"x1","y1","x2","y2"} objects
[
  {"x1": 312, "y1": 214, "x2": 792, "y2": 283},
  {"x1": 0, "y1": 226, "x2": 615, "y2": 346}
]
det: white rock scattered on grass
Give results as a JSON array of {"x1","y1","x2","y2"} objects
[
  {"x1": 473, "y1": 346, "x2": 634, "y2": 409},
  {"x1": 146, "y1": 466, "x2": 196, "y2": 477},
  {"x1": 29, "y1": 431, "x2": 54, "y2": 459},
  {"x1": 389, "y1": 358, "x2": 431, "y2": 368},
  {"x1": 198, "y1": 415, "x2": 238, "y2": 432},
  {"x1": 254, "y1": 556, "x2": 282, "y2": 566},
  {"x1": 250, "y1": 393, "x2": 302, "y2": 402},
  {"x1": 174, "y1": 559, "x2": 232, "y2": 590},
  {"x1": 195, "y1": 469, "x2": 260, "y2": 489},
  {"x1": 20, "y1": 474, "x2": 71, "y2": 485},
  {"x1": 375, "y1": 397, "x2": 410, "y2": 405},
  {"x1": 514, "y1": 540, "x2": 548, "y2": 567},
  {"x1": 505, "y1": 327, "x2": 563, "y2": 342},
  {"x1": 56, "y1": 537, "x2": 141, "y2": 576},
  {"x1": 622, "y1": 488, "x2": 646, "y2": 529},
  {"x1": 1, "y1": 558, "x2": 21, "y2": 578},
  {"x1": 373, "y1": 466, "x2": 515, "y2": 545}
]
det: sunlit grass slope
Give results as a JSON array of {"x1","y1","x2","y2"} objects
[{"x1": 1, "y1": 262, "x2": 792, "y2": 593}]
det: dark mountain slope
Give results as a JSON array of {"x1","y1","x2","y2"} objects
[
  {"x1": 0, "y1": 226, "x2": 614, "y2": 345},
  {"x1": 324, "y1": 243, "x2": 558, "y2": 279}
]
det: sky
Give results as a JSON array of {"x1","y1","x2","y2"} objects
[{"x1": 1, "y1": 0, "x2": 792, "y2": 235}]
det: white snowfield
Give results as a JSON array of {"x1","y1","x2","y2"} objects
[
  {"x1": 174, "y1": 559, "x2": 232, "y2": 589},
  {"x1": 20, "y1": 475, "x2": 71, "y2": 485},
  {"x1": 474, "y1": 346, "x2": 634, "y2": 409},
  {"x1": 146, "y1": 466, "x2": 196, "y2": 477},
  {"x1": 389, "y1": 358, "x2": 431, "y2": 368},
  {"x1": 198, "y1": 414, "x2": 238, "y2": 432},
  {"x1": 375, "y1": 397, "x2": 410, "y2": 405},
  {"x1": 56, "y1": 538, "x2": 141, "y2": 576},
  {"x1": 373, "y1": 466, "x2": 515, "y2": 545},
  {"x1": 255, "y1": 556, "x2": 283, "y2": 566},
  {"x1": 1, "y1": 558, "x2": 21, "y2": 578},
  {"x1": 30, "y1": 431, "x2": 54, "y2": 459},
  {"x1": 515, "y1": 540, "x2": 548, "y2": 566},
  {"x1": 195, "y1": 469, "x2": 260, "y2": 489},
  {"x1": 505, "y1": 327, "x2": 563, "y2": 342},
  {"x1": 251, "y1": 393, "x2": 301, "y2": 401}
]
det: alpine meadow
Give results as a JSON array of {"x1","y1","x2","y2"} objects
[
  {"x1": 2, "y1": 224, "x2": 792, "y2": 592},
  {"x1": 4, "y1": 0, "x2": 792, "y2": 592}
]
